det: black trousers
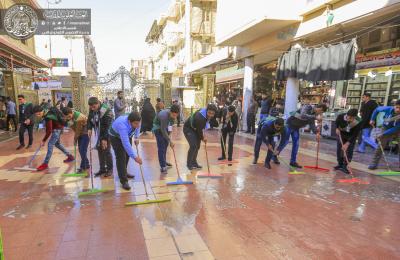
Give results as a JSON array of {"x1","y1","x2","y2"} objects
[
  {"x1": 247, "y1": 113, "x2": 256, "y2": 134},
  {"x1": 220, "y1": 129, "x2": 234, "y2": 160},
  {"x1": 97, "y1": 139, "x2": 113, "y2": 172},
  {"x1": 110, "y1": 136, "x2": 131, "y2": 184},
  {"x1": 336, "y1": 137, "x2": 356, "y2": 167},
  {"x1": 183, "y1": 126, "x2": 201, "y2": 167},
  {"x1": 6, "y1": 115, "x2": 17, "y2": 131},
  {"x1": 19, "y1": 123, "x2": 33, "y2": 146},
  {"x1": 177, "y1": 114, "x2": 181, "y2": 126}
]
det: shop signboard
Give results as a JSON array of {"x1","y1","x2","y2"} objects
[
  {"x1": 48, "y1": 58, "x2": 69, "y2": 67},
  {"x1": 216, "y1": 65, "x2": 245, "y2": 83},
  {"x1": 356, "y1": 48, "x2": 400, "y2": 70},
  {"x1": 31, "y1": 81, "x2": 62, "y2": 90}
]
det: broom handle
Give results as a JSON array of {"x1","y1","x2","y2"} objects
[
  {"x1": 89, "y1": 137, "x2": 94, "y2": 190},
  {"x1": 338, "y1": 133, "x2": 354, "y2": 176},
  {"x1": 204, "y1": 142, "x2": 211, "y2": 175},
  {"x1": 171, "y1": 146, "x2": 182, "y2": 179},
  {"x1": 220, "y1": 130, "x2": 226, "y2": 157},
  {"x1": 28, "y1": 145, "x2": 41, "y2": 167},
  {"x1": 315, "y1": 126, "x2": 321, "y2": 167},
  {"x1": 373, "y1": 126, "x2": 392, "y2": 171},
  {"x1": 74, "y1": 143, "x2": 77, "y2": 173},
  {"x1": 136, "y1": 144, "x2": 149, "y2": 198}
]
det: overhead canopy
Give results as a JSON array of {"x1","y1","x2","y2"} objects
[{"x1": 276, "y1": 38, "x2": 357, "y2": 82}]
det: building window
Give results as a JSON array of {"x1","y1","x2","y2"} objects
[{"x1": 21, "y1": 39, "x2": 27, "y2": 44}]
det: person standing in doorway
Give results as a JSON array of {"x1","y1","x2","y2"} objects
[
  {"x1": 357, "y1": 93, "x2": 378, "y2": 153},
  {"x1": 16, "y1": 95, "x2": 34, "y2": 149},
  {"x1": 87, "y1": 97, "x2": 114, "y2": 177},
  {"x1": 6, "y1": 97, "x2": 17, "y2": 132},
  {"x1": 152, "y1": 104, "x2": 180, "y2": 173},
  {"x1": 114, "y1": 90, "x2": 126, "y2": 119}
]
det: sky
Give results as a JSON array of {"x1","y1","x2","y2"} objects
[{"x1": 36, "y1": 0, "x2": 170, "y2": 76}]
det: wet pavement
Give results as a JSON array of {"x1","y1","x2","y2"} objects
[{"x1": 0, "y1": 127, "x2": 399, "y2": 260}]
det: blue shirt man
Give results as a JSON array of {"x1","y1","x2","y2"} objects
[{"x1": 109, "y1": 112, "x2": 142, "y2": 190}]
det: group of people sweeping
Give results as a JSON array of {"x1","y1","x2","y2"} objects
[{"x1": 17, "y1": 90, "x2": 400, "y2": 191}]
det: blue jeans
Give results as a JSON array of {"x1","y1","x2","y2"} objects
[
  {"x1": 78, "y1": 134, "x2": 90, "y2": 169},
  {"x1": 155, "y1": 130, "x2": 169, "y2": 168},
  {"x1": 254, "y1": 128, "x2": 277, "y2": 165},
  {"x1": 279, "y1": 127, "x2": 300, "y2": 164},
  {"x1": 44, "y1": 129, "x2": 71, "y2": 164},
  {"x1": 358, "y1": 128, "x2": 377, "y2": 152}
]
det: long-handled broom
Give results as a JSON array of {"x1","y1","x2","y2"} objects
[
  {"x1": 217, "y1": 131, "x2": 238, "y2": 165},
  {"x1": 278, "y1": 153, "x2": 306, "y2": 175},
  {"x1": 78, "y1": 138, "x2": 110, "y2": 196},
  {"x1": 304, "y1": 127, "x2": 329, "y2": 172},
  {"x1": 63, "y1": 143, "x2": 86, "y2": 177},
  {"x1": 375, "y1": 135, "x2": 400, "y2": 176},
  {"x1": 14, "y1": 145, "x2": 42, "y2": 171},
  {"x1": 197, "y1": 141, "x2": 223, "y2": 178},
  {"x1": 166, "y1": 145, "x2": 193, "y2": 185},
  {"x1": 125, "y1": 144, "x2": 171, "y2": 206},
  {"x1": 336, "y1": 134, "x2": 369, "y2": 184}
]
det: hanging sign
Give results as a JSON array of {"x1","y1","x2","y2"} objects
[{"x1": 356, "y1": 48, "x2": 400, "y2": 70}]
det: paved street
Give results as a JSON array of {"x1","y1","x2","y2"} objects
[{"x1": 0, "y1": 127, "x2": 399, "y2": 260}]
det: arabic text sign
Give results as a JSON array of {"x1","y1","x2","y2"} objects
[
  {"x1": 32, "y1": 81, "x2": 62, "y2": 89},
  {"x1": 36, "y1": 9, "x2": 91, "y2": 35}
]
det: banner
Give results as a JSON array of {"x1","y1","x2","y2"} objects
[{"x1": 32, "y1": 81, "x2": 62, "y2": 89}]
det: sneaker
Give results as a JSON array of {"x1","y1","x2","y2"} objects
[
  {"x1": 161, "y1": 167, "x2": 168, "y2": 173},
  {"x1": 333, "y1": 165, "x2": 343, "y2": 170},
  {"x1": 218, "y1": 157, "x2": 226, "y2": 161},
  {"x1": 290, "y1": 162, "x2": 303, "y2": 169},
  {"x1": 16, "y1": 144, "x2": 24, "y2": 150},
  {"x1": 368, "y1": 164, "x2": 377, "y2": 170},
  {"x1": 37, "y1": 163, "x2": 48, "y2": 171},
  {"x1": 166, "y1": 162, "x2": 173, "y2": 167},
  {"x1": 25, "y1": 145, "x2": 31, "y2": 149},
  {"x1": 188, "y1": 166, "x2": 196, "y2": 171},
  {"x1": 121, "y1": 182, "x2": 131, "y2": 191},
  {"x1": 339, "y1": 166, "x2": 350, "y2": 174},
  {"x1": 252, "y1": 158, "x2": 258, "y2": 165},
  {"x1": 104, "y1": 171, "x2": 113, "y2": 177},
  {"x1": 127, "y1": 174, "x2": 134, "y2": 179},
  {"x1": 272, "y1": 158, "x2": 280, "y2": 165},
  {"x1": 95, "y1": 171, "x2": 105, "y2": 177},
  {"x1": 63, "y1": 155, "x2": 75, "y2": 163},
  {"x1": 264, "y1": 162, "x2": 271, "y2": 169}
]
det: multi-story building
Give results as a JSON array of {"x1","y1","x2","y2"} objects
[{"x1": 131, "y1": 59, "x2": 150, "y2": 80}]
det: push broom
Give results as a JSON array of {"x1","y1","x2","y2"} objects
[
  {"x1": 14, "y1": 145, "x2": 42, "y2": 171},
  {"x1": 78, "y1": 138, "x2": 110, "y2": 196},
  {"x1": 336, "y1": 134, "x2": 369, "y2": 184},
  {"x1": 278, "y1": 153, "x2": 306, "y2": 175},
  {"x1": 63, "y1": 144, "x2": 87, "y2": 177},
  {"x1": 197, "y1": 141, "x2": 223, "y2": 178},
  {"x1": 375, "y1": 132, "x2": 400, "y2": 176},
  {"x1": 166, "y1": 145, "x2": 193, "y2": 186},
  {"x1": 304, "y1": 126, "x2": 329, "y2": 172},
  {"x1": 125, "y1": 144, "x2": 171, "y2": 206}
]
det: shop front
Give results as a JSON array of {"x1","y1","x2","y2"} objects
[{"x1": 215, "y1": 63, "x2": 244, "y2": 104}]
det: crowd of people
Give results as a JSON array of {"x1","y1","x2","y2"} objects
[{"x1": 4, "y1": 89, "x2": 400, "y2": 191}]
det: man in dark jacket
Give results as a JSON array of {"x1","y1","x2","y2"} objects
[
  {"x1": 259, "y1": 94, "x2": 271, "y2": 121},
  {"x1": 87, "y1": 97, "x2": 114, "y2": 177},
  {"x1": 246, "y1": 96, "x2": 258, "y2": 134},
  {"x1": 183, "y1": 103, "x2": 218, "y2": 170},
  {"x1": 357, "y1": 93, "x2": 378, "y2": 153},
  {"x1": 253, "y1": 117, "x2": 285, "y2": 169},
  {"x1": 140, "y1": 98, "x2": 156, "y2": 133},
  {"x1": 16, "y1": 95, "x2": 34, "y2": 149},
  {"x1": 218, "y1": 105, "x2": 238, "y2": 162},
  {"x1": 335, "y1": 109, "x2": 362, "y2": 174}
]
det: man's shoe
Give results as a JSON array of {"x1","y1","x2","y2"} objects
[
  {"x1": 166, "y1": 162, "x2": 173, "y2": 167},
  {"x1": 339, "y1": 166, "x2": 350, "y2": 174},
  {"x1": 252, "y1": 158, "x2": 258, "y2": 165},
  {"x1": 273, "y1": 158, "x2": 280, "y2": 165},
  {"x1": 194, "y1": 164, "x2": 202, "y2": 169},
  {"x1": 37, "y1": 163, "x2": 48, "y2": 171},
  {"x1": 127, "y1": 174, "x2": 134, "y2": 179},
  {"x1": 63, "y1": 155, "x2": 75, "y2": 163},
  {"x1": 264, "y1": 162, "x2": 272, "y2": 169},
  {"x1": 356, "y1": 150, "x2": 365, "y2": 153},
  {"x1": 16, "y1": 145, "x2": 24, "y2": 150},
  {"x1": 104, "y1": 171, "x2": 112, "y2": 177},
  {"x1": 218, "y1": 157, "x2": 226, "y2": 161},
  {"x1": 94, "y1": 171, "x2": 105, "y2": 177},
  {"x1": 290, "y1": 162, "x2": 303, "y2": 169},
  {"x1": 25, "y1": 145, "x2": 31, "y2": 149},
  {"x1": 161, "y1": 167, "x2": 168, "y2": 173},
  {"x1": 121, "y1": 182, "x2": 131, "y2": 191},
  {"x1": 333, "y1": 165, "x2": 343, "y2": 170},
  {"x1": 368, "y1": 164, "x2": 377, "y2": 170}
]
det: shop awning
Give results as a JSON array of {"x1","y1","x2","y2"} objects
[
  {"x1": 183, "y1": 47, "x2": 231, "y2": 74},
  {"x1": 217, "y1": 17, "x2": 301, "y2": 46},
  {"x1": 0, "y1": 36, "x2": 50, "y2": 69}
]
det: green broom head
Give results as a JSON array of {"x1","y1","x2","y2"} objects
[
  {"x1": 376, "y1": 171, "x2": 400, "y2": 176},
  {"x1": 0, "y1": 227, "x2": 3, "y2": 260},
  {"x1": 63, "y1": 173, "x2": 87, "y2": 177},
  {"x1": 289, "y1": 170, "x2": 306, "y2": 175},
  {"x1": 125, "y1": 197, "x2": 171, "y2": 206},
  {"x1": 78, "y1": 188, "x2": 110, "y2": 197}
]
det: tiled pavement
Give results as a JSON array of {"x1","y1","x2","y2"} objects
[{"x1": 0, "y1": 127, "x2": 399, "y2": 259}]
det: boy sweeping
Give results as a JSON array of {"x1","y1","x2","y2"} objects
[
  {"x1": 335, "y1": 109, "x2": 362, "y2": 174},
  {"x1": 62, "y1": 107, "x2": 90, "y2": 173},
  {"x1": 33, "y1": 106, "x2": 74, "y2": 171}
]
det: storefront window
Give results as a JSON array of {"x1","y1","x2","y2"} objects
[
  {"x1": 365, "y1": 73, "x2": 389, "y2": 106},
  {"x1": 388, "y1": 73, "x2": 400, "y2": 106}
]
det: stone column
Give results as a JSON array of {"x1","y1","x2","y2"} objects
[
  {"x1": 284, "y1": 77, "x2": 300, "y2": 117},
  {"x1": 242, "y1": 57, "x2": 254, "y2": 132},
  {"x1": 161, "y1": 73, "x2": 172, "y2": 107},
  {"x1": 69, "y1": 71, "x2": 84, "y2": 113},
  {"x1": 202, "y1": 74, "x2": 215, "y2": 107}
]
